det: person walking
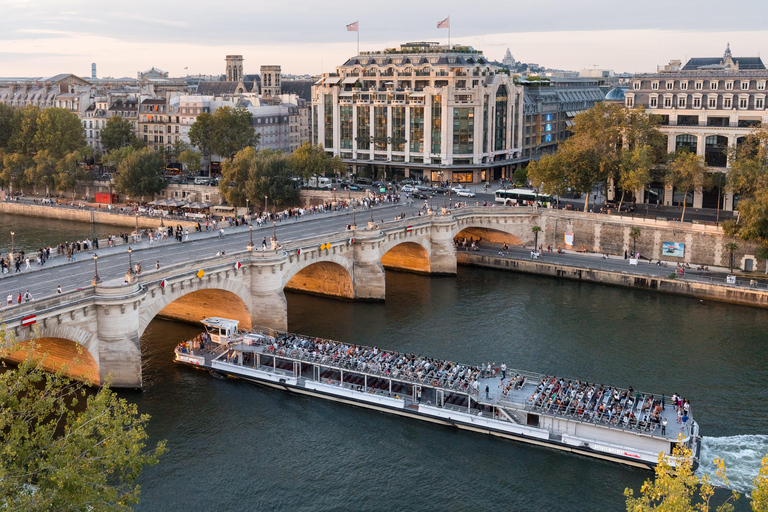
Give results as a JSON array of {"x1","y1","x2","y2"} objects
[
  {"x1": 23, "y1": 290, "x2": 32, "y2": 302},
  {"x1": 156, "y1": 261, "x2": 160, "y2": 270},
  {"x1": 485, "y1": 385, "x2": 490, "y2": 399},
  {"x1": 15, "y1": 258, "x2": 21, "y2": 273},
  {"x1": 17, "y1": 292, "x2": 22, "y2": 304},
  {"x1": 25, "y1": 257, "x2": 31, "y2": 270},
  {"x1": 661, "y1": 417, "x2": 667, "y2": 435},
  {"x1": 56, "y1": 285, "x2": 62, "y2": 294},
  {"x1": 262, "y1": 237, "x2": 267, "y2": 250},
  {"x1": 7, "y1": 293, "x2": 12, "y2": 306},
  {"x1": 501, "y1": 363, "x2": 507, "y2": 380}
]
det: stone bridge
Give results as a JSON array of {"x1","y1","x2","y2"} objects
[{"x1": 1, "y1": 209, "x2": 540, "y2": 388}]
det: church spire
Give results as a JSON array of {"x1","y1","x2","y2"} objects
[{"x1": 724, "y1": 42, "x2": 732, "y2": 59}]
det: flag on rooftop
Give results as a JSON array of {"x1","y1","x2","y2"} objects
[
  {"x1": 347, "y1": 21, "x2": 359, "y2": 32},
  {"x1": 437, "y1": 17, "x2": 450, "y2": 29}
]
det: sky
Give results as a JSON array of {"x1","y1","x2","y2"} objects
[{"x1": 2, "y1": 0, "x2": 768, "y2": 78}]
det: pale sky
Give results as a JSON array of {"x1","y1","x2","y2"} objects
[{"x1": 2, "y1": 0, "x2": 767, "y2": 78}]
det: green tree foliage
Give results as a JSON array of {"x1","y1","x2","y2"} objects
[
  {"x1": 512, "y1": 166, "x2": 528, "y2": 187},
  {"x1": 210, "y1": 106, "x2": 258, "y2": 161},
  {"x1": 0, "y1": 103, "x2": 14, "y2": 149},
  {"x1": 527, "y1": 104, "x2": 664, "y2": 212},
  {"x1": 178, "y1": 148, "x2": 202, "y2": 175},
  {"x1": 112, "y1": 147, "x2": 166, "y2": 201},
  {"x1": 0, "y1": 329, "x2": 166, "y2": 510},
  {"x1": 287, "y1": 142, "x2": 346, "y2": 180},
  {"x1": 629, "y1": 227, "x2": 641, "y2": 255},
  {"x1": 188, "y1": 111, "x2": 214, "y2": 172},
  {"x1": 531, "y1": 225, "x2": 542, "y2": 251},
  {"x1": 33, "y1": 108, "x2": 85, "y2": 159},
  {"x1": 100, "y1": 116, "x2": 135, "y2": 152},
  {"x1": 220, "y1": 147, "x2": 299, "y2": 209},
  {"x1": 8, "y1": 105, "x2": 41, "y2": 156},
  {"x1": 623, "y1": 439, "x2": 768, "y2": 512},
  {"x1": 666, "y1": 151, "x2": 709, "y2": 223}
]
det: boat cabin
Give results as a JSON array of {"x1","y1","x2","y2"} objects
[{"x1": 201, "y1": 317, "x2": 240, "y2": 344}]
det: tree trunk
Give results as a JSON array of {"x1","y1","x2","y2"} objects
[
  {"x1": 618, "y1": 190, "x2": 625, "y2": 212},
  {"x1": 680, "y1": 191, "x2": 688, "y2": 223},
  {"x1": 534, "y1": 232, "x2": 539, "y2": 252},
  {"x1": 584, "y1": 193, "x2": 589, "y2": 213}
]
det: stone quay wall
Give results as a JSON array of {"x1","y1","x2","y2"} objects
[
  {"x1": 537, "y1": 210, "x2": 761, "y2": 272},
  {"x1": 458, "y1": 252, "x2": 768, "y2": 309}
]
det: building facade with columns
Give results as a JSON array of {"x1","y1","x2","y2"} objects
[
  {"x1": 626, "y1": 45, "x2": 766, "y2": 211},
  {"x1": 312, "y1": 41, "x2": 524, "y2": 184}
]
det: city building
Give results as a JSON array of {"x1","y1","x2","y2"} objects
[
  {"x1": 312, "y1": 41, "x2": 525, "y2": 184},
  {"x1": 626, "y1": 44, "x2": 767, "y2": 210},
  {"x1": 521, "y1": 77, "x2": 604, "y2": 161}
]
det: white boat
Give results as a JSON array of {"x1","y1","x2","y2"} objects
[{"x1": 174, "y1": 318, "x2": 701, "y2": 470}]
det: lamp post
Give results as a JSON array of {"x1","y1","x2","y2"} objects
[
  {"x1": 92, "y1": 254, "x2": 101, "y2": 285},
  {"x1": 135, "y1": 212, "x2": 139, "y2": 239},
  {"x1": 270, "y1": 220, "x2": 277, "y2": 250},
  {"x1": 127, "y1": 246, "x2": 133, "y2": 274},
  {"x1": 264, "y1": 195, "x2": 268, "y2": 216},
  {"x1": 10, "y1": 231, "x2": 14, "y2": 259},
  {"x1": 248, "y1": 224, "x2": 253, "y2": 250},
  {"x1": 352, "y1": 207, "x2": 356, "y2": 229},
  {"x1": 246, "y1": 198, "x2": 250, "y2": 221}
]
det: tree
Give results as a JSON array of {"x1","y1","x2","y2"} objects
[
  {"x1": 178, "y1": 148, "x2": 202, "y2": 175},
  {"x1": 101, "y1": 116, "x2": 134, "y2": 152},
  {"x1": 8, "y1": 105, "x2": 40, "y2": 156},
  {"x1": 666, "y1": 151, "x2": 709, "y2": 223},
  {"x1": 527, "y1": 153, "x2": 569, "y2": 208},
  {"x1": 210, "y1": 106, "x2": 258, "y2": 161},
  {"x1": 753, "y1": 455, "x2": 768, "y2": 512},
  {"x1": 34, "y1": 107, "x2": 85, "y2": 158},
  {"x1": 512, "y1": 167, "x2": 528, "y2": 187},
  {"x1": 629, "y1": 227, "x2": 641, "y2": 256},
  {"x1": 220, "y1": 147, "x2": 299, "y2": 209},
  {"x1": 531, "y1": 225, "x2": 542, "y2": 252},
  {"x1": 0, "y1": 329, "x2": 166, "y2": 510},
  {"x1": 0, "y1": 103, "x2": 14, "y2": 150},
  {"x1": 188, "y1": 112, "x2": 214, "y2": 174},
  {"x1": 625, "y1": 441, "x2": 738, "y2": 512},
  {"x1": 287, "y1": 142, "x2": 346, "y2": 180},
  {"x1": 617, "y1": 146, "x2": 654, "y2": 211},
  {"x1": 112, "y1": 148, "x2": 166, "y2": 202},
  {"x1": 725, "y1": 242, "x2": 738, "y2": 274}
]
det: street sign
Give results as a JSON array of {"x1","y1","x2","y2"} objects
[
  {"x1": 196, "y1": 269, "x2": 205, "y2": 278},
  {"x1": 320, "y1": 242, "x2": 331, "y2": 251},
  {"x1": 21, "y1": 314, "x2": 36, "y2": 327},
  {"x1": 234, "y1": 261, "x2": 242, "y2": 270},
  {"x1": 406, "y1": 225, "x2": 413, "y2": 232},
  {"x1": 160, "y1": 279, "x2": 167, "y2": 288}
]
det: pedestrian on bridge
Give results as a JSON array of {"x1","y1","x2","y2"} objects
[
  {"x1": 56, "y1": 285, "x2": 62, "y2": 294},
  {"x1": 6, "y1": 293, "x2": 12, "y2": 306},
  {"x1": 25, "y1": 257, "x2": 30, "y2": 270}
]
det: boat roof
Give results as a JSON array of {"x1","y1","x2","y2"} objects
[{"x1": 202, "y1": 317, "x2": 240, "y2": 330}]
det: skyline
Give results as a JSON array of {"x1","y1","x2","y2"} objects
[{"x1": 2, "y1": 0, "x2": 768, "y2": 78}]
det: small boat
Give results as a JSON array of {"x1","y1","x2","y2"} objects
[{"x1": 175, "y1": 317, "x2": 701, "y2": 470}]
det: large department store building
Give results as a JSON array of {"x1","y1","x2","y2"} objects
[
  {"x1": 312, "y1": 42, "x2": 525, "y2": 184},
  {"x1": 626, "y1": 45, "x2": 767, "y2": 210}
]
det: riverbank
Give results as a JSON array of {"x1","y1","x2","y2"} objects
[
  {"x1": 0, "y1": 201, "x2": 192, "y2": 230},
  {"x1": 458, "y1": 251, "x2": 768, "y2": 309}
]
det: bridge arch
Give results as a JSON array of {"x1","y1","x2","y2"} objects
[
  {"x1": 454, "y1": 225, "x2": 524, "y2": 247},
  {"x1": 3, "y1": 329, "x2": 101, "y2": 385},
  {"x1": 283, "y1": 255, "x2": 355, "y2": 299},
  {"x1": 138, "y1": 277, "x2": 253, "y2": 338},
  {"x1": 380, "y1": 239, "x2": 432, "y2": 273}
]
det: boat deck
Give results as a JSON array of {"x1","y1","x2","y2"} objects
[{"x1": 178, "y1": 329, "x2": 692, "y2": 443}]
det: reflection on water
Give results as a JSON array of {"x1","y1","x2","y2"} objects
[
  {"x1": 0, "y1": 212, "x2": 125, "y2": 255},
  {"x1": 129, "y1": 268, "x2": 767, "y2": 511}
]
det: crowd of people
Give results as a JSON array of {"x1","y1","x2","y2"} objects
[{"x1": 526, "y1": 376, "x2": 691, "y2": 434}]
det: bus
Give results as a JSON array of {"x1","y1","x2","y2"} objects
[{"x1": 494, "y1": 188, "x2": 551, "y2": 206}]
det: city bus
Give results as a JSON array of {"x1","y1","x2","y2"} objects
[{"x1": 494, "y1": 188, "x2": 551, "y2": 206}]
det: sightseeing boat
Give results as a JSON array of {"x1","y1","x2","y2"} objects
[{"x1": 175, "y1": 317, "x2": 701, "y2": 470}]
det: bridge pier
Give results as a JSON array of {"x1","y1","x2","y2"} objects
[
  {"x1": 352, "y1": 231, "x2": 386, "y2": 301},
  {"x1": 95, "y1": 284, "x2": 143, "y2": 389},
  {"x1": 430, "y1": 217, "x2": 458, "y2": 275},
  {"x1": 250, "y1": 257, "x2": 289, "y2": 331}
]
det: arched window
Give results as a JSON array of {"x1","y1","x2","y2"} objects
[
  {"x1": 675, "y1": 134, "x2": 697, "y2": 154},
  {"x1": 494, "y1": 85, "x2": 508, "y2": 151}
]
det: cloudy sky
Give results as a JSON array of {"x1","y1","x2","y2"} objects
[{"x1": 2, "y1": 0, "x2": 767, "y2": 78}]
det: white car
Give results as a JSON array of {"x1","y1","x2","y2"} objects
[
  {"x1": 400, "y1": 185, "x2": 416, "y2": 193},
  {"x1": 456, "y1": 189, "x2": 476, "y2": 197},
  {"x1": 451, "y1": 185, "x2": 467, "y2": 193}
]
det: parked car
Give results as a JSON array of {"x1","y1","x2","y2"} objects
[
  {"x1": 348, "y1": 184, "x2": 365, "y2": 191},
  {"x1": 456, "y1": 189, "x2": 476, "y2": 197},
  {"x1": 401, "y1": 185, "x2": 417, "y2": 193},
  {"x1": 412, "y1": 190, "x2": 434, "y2": 199},
  {"x1": 431, "y1": 186, "x2": 449, "y2": 194},
  {"x1": 451, "y1": 185, "x2": 467, "y2": 193}
]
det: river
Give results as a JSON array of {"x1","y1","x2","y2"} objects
[
  {"x1": 132, "y1": 268, "x2": 768, "y2": 511},
  {"x1": 4, "y1": 215, "x2": 767, "y2": 510}
]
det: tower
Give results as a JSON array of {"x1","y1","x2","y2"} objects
[
  {"x1": 226, "y1": 55, "x2": 244, "y2": 82},
  {"x1": 260, "y1": 65, "x2": 281, "y2": 97}
]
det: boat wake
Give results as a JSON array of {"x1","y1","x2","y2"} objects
[{"x1": 699, "y1": 435, "x2": 768, "y2": 493}]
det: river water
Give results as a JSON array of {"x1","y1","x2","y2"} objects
[
  {"x1": 132, "y1": 269, "x2": 767, "y2": 511},
  {"x1": 5, "y1": 215, "x2": 768, "y2": 510}
]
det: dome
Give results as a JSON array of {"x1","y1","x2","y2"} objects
[{"x1": 604, "y1": 87, "x2": 627, "y2": 101}]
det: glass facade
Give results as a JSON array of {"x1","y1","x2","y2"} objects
[
  {"x1": 431, "y1": 95, "x2": 442, "y2": 154},
  {"x1": 453, "y1": 107, "x2": 474, "y2": 155},
  {"x1": 312, "y1": 106, "x2": 319, "y2": 144},
  {"x1": 324, "y1": 95, "x2": 333, "y2": 148},
  {"x1": 340, "y1": 106, "x2": 353, "y2": 150},
  {"x1": 374, "y1": 106, "x2": 387, "y2": 151},
  {"x1": 357, "y1": 106, "x2": 370, "y2": 150},
  {"x1": 494, "y1": 85, "x2": 508, "y2": 151},
  {"x1": 392, "y1": 107, "x2": 406, "y2": 152},
  {"x1": 482, "y1": 97, "x2": 489, "y2": 154},
  {"x1": 410, "y1": 107, "x2": 424, "y2": 153}
]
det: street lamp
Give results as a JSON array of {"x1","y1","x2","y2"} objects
[
  {"x1": 272, "y1": 220, "x2": 277, "y2": 241},
  {"x1": 248, "y1": 224, "x2": 253, "y2": 250},
  {"x1": 352, "y1": 207, "x2": 356, "y2": 228},
  {"x1": 264, "y1": 195, "x2": 268, "y2": 216},
  {"x1": 135, "y1": 212, "x2": 139, "y2": 238},
  {"x1": 92, "y1": 254, "x2": 101, "y2": 285},
  {"x1": 127, "y1": 246, "x2": 133, "y2": 275},
  {"x1": 246, "y1": 198, "x2": 250, "y2": 220},
  {"x1": 10, "y1": 231, "x2": 14, "y2": 259}
]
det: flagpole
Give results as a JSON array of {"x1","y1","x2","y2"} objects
[{"x1": 357, "y1": 29, "x2": 360, "y2": 55}]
